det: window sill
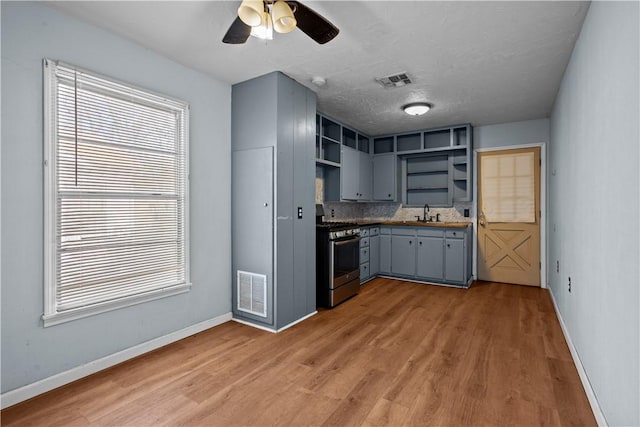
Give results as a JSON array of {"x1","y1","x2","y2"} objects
[{"x1": 42, "y1": 283, "x2": 192, "y2": 327}]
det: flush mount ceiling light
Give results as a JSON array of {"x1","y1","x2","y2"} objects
[
  {"x1": 223, "y1": 0, "x2": 339, "y2": 44},
  {"x1": 403, "y1": 102, "x2": 432, "y2": 116}
]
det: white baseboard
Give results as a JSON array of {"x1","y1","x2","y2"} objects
[
  {"x1": 0, "y1": 312, "x2": 232, "y2": 410},
  {"x1": 548, "y1": 290, "x2": 608, "y2": 426},
  {"x1": 232, "y1": 310, "x2": 317, "y2": 333}
]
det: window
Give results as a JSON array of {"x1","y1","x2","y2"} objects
[
  {"x1": 43, "y1": 59, "x2": 190, "y2": 326},
  {"x1": 480, "y1": 151, "x2": 536, "y2": 223}
]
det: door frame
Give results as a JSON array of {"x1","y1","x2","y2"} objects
[{"x1": 472, "y1": 142, "x2": 547, "y2": 288}]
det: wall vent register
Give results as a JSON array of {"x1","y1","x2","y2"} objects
[{"x1": 237, "y1": 270, "x2": 268, "y2": 317}]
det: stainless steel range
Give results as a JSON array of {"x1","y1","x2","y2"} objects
[{"x1": 316, "y1": 206, "x2": 360, "y2": 308}]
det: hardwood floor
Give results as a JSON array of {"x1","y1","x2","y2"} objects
[{"x1": 1, "y1": 278, "x2": 596, "y2": 426}]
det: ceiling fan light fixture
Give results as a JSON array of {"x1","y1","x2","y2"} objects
[
  {"x1": 238, "y1": 0, "x2": 264, "y2": 27},
  {"x1": 272, "y1": 0, "x2": 297, "y2": 33},
  {"x1": 250, "y1": 10, "x2": 274, "y2": 39},
  {"x1": 403, "y1": 102, "x2": 432, "y2": 116}
]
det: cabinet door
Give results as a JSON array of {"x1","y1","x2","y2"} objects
[
  {"x1": 360, "y1": 262, "x2": 370, "y2": 282},
  {"x1": 391, "y1": 235, "x2": 416, "y2": 276},
  {"x1": 373, "y1": 154, "x2": 396, "y2": 201},
  {"x1": 359, "y1": 151, "x2": 372, "y2": 200},
  {"x1": 369, "y1": 235, "x2": 380, "y2": 276},
  {"x1": 379, "y1": 235, "x2": 391, "y2": 274},
  {"x1": 444, "y1": 238, "x2": 465, "y2": 283},
  {"x1": 417, "y1": 236, "x2": 444, "y2": 280},
  {"x1": 341, "y1": 146, "x2": 359, "y2": 200}
]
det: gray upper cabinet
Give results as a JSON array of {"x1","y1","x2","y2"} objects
[
  {"x1": 372, "y1": 153, "x2": 397, "y2": 201},
  {"x1": 358, "y1": 151, "x2": 372, "y2": 200},
  {"x1": 341, "y1": 147, "x2": 360, "y2": 200},
  {"x1": 370, "y1": 124, "x2": 472, "y2": 207},
  {"x1": 317, "y1": 113, "x2": 371, "y2": 203},
  {"x1": 340, "y1": 146, "x2": 371, "y2": 201},
  {"x1": 232, "y1": 72, "x2": 316, "y2": 331}
]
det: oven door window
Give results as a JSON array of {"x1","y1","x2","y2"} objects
[{"x1": 332, "y1": 238, "x2": 360, "y2": 277}]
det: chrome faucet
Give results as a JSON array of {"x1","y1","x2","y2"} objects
[{"x1": 423, "y1": 204, "x2": 430, "y2": 222}]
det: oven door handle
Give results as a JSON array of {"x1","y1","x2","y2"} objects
[{"x1": 333, "y1": 237, "x2": 361, "y2": 246}]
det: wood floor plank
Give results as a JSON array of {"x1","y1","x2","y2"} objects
[{"x1": 1, "y1": 279, "x2": 596, "y2": 426}]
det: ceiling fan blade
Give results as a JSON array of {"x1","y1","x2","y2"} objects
[
  {"x1": 289, "y1": 1, "x2": 339, "y2": 44},
  {"x1": 223, "y1": 16, "x2": 251, "y2": 44}
]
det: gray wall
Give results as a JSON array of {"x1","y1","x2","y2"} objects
[
  {"x1": 1, "y1": 2, "x2": 231, "y2": 393},
  {"x1": 473, "y1": 118, "x2": 549, "y2": 150},
  {"x1": 548, "y1": 2, "x2": 639, "y2": 426}
]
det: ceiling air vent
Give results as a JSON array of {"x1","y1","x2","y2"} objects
[{"x1": 375, "y1": 72, "x2": 413, "y2": 89}]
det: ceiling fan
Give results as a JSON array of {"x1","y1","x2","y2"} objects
[{"x1": 223, "y1": 0, "x2": 339, "y2": 45}]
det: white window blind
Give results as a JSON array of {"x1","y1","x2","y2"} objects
[
  {"x1": 480, "y1": 151, "x2": 535, "y2": 223},
  {"x1": 43, "y1": 59, "x2": 190, "y2": 326}
]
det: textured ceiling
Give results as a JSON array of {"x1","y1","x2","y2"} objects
[{"x1": 48, "y1": 1, "x2": 589, "y2": 136}]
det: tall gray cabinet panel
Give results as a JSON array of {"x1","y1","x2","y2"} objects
[
  {"x1": 232, "y1": 72, "x2": 316, "y2": 331},
  {"x1": 232, "y1": 147, "x2": 274, "y2": 325}
]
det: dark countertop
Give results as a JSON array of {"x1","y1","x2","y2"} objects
[{"x1": 356, "y1": 221, "x2": 471, "y2": 229}]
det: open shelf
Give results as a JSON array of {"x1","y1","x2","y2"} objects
[
  {"x1": 342, "y1": 127, "x2": 356, "y2": 149},
  {"x1": 453, "y1": 180, "x2": 468, "y2": 201},
  {"x1": 406, "y1": 155, "x2": 448, "y2": 173},
  {"x1": 397, "y1": 133, "x2": 421, "y2": 152},
  {"x1": 321, "y1": 137, "x2": 341, "y2": 163},
  {"x1": 453, "y1": 127, "x2": 467, "y2": 146},
  {"x1": 322, "y1": 117, "x2": 341, "y2": 142},
  {"x1": 407, "y1": 172, "x2": 448, "y2": 189},
  {"x1": 374, "y1": 136, "x2": 394, "y2": 154},
  {"x1": 358, "y1": 134, "x2": 370, "y2": 153},
  {"x1": 424, "y1": 129, "x2": 450, "y2": 149},
  {"x1": 316, "y1": 159, "x2": 341, "y2": 168},
  {"x1": 406, "y1": 188, "x2": 449, "y2": 206}
]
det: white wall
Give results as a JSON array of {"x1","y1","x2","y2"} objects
[
  {"x1": 549, "y1": 2, "x2": 639, "y2": 425},
  {"x1": 474, "y1": 118, "x2": 549, "y2": 150},
  {"x1": 1, "y1": 2, "x2": 231, "y2": 394}
]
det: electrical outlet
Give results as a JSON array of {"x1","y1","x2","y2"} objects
[
  {"x1": 556, "y1": 260, "x2": 559, "y2": 273},
  {"x1": 568, "y1": 276, "x2": 571, "y2": 293},
  {"x1": 331, "y1": 209, "x2": 335, "y2": 218}
]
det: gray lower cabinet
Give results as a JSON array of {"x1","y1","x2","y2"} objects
[
  {"x1": 374, "y1": 224, "x2": 471, "y2": 286},
  {"x1": 369, "y1": 228, "x2": 380, "y2": 276},
  {"x1": 391, "y1": 235, "x2": 416, "y2": 276},
  {"x1": 379, "y1": 231, "x2": 391, "y2": 274},
  {"x1": 417, "y1": 236, "x2": 444, "y2": 280},
  {"x1": 444, "y1": 237, "x2": 465, "y2": 283}
]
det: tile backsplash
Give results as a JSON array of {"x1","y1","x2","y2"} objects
[
  {"x1": 316, "y1": 166, "x2": 472, "y2": 222},
  {"x1": 322, "y1": 201, "x2": 472, "y2": 222}
]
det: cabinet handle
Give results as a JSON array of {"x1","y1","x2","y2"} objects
[
  {"x1": 447, "y1": 244, "x2": 450, "y2": 248},
  {"x1": 388, "y1": 194, "x2": 391, "y2": 197},
  {"x1": 419, "y1": 241, "x2": 422, "y2": 246},
  {"x1": 409, "y1": 240, "x2": 412, "y2": 245}
]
